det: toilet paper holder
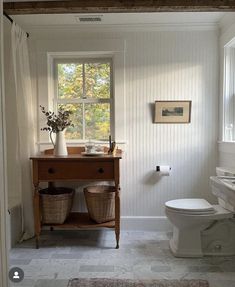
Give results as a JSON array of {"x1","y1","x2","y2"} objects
[
  {"x1": 156, "y1": 166, "x2": 171, "y2": 171},
  {"x1": 156, "y1": 165, "x2": 171, "y2": 175}
]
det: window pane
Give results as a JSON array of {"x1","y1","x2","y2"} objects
[
  {"x1": 85, "y1": 63, "x2": 111, "y2": 99},
  {"x1": 85, "y1": 103, "x2": 110, "y2": 140},
  {"x1": 223, "y1": 48, "x2": 235, "y2": 141},
  {"x1": 58, "y1": 64, "x2": 83, "y2": 99},
  {"x1": 58, "y1": 104, "x2": 83, "y2": 139}
]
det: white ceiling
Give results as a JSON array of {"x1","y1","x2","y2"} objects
[{"x1": 10, "y1": 12, "x2": 227, "y2": 27}]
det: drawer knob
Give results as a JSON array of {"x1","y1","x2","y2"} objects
[
  {"x1": 48, "y1": 168, "x2": 55, "y2": 174},
  {"x1": 98, "y1": 168, "x2": 104, "y2": 174}
]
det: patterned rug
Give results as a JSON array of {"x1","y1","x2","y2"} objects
[{"x1": 68, "y1": 278, "x2": 209, "y2": 287}]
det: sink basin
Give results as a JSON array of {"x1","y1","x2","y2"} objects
[
  {"x1": 210, "y1": 176, "x2": 235, "y2": 212},
  {"x1": 216, "y1": 176, "x2": 235, "y2": 189}
]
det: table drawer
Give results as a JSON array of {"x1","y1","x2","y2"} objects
[{"x1": 38, "y1": 160, "x2": 114, "y2": 181}]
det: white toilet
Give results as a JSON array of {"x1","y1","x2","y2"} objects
[{"x1": 165, "y1": 167, "x2": 235, "y2": 257}]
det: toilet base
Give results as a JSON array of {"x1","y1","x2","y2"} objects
[
  {"x1": 169, "y1": 226, "x2": 204, "y2": 257},
  {"x1": 169, "y1": 218, "x2": 235, "y2": 257},
  {"x1": 202, "y1": 218, "x2": 235, "y2": 256},
  {"x1": 169, "y1": 239, "x2": 202, "y2": 258}
]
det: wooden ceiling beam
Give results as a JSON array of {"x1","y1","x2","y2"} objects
[{"x1": 3, "y1": 0, "x2": 235, "y2": 15}]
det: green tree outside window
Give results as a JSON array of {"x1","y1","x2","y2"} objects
[{"x1": 56, "y1": 61, "x2": 112, "y2": 140}]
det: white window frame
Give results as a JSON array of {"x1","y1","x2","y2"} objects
[
  {"x1": 51, "y1": 55, "x2": 114, "y2": 142},
  {"x1": 222, "y1": 40, "x2": 235, "y2": 143},
  {"x1": 38, "y1": 39, "x2": 126, "y2": 147}
]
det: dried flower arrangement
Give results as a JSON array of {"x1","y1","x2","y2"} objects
[{"x1": 40, "y1": 105, "x2": 73, "y2": 133}]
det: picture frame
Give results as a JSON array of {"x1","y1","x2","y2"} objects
[{"x1": 154, "y1": 100, "x2": 191, "y2": 123}]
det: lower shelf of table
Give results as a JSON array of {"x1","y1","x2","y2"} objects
[{"x1": 43, "y1": 212, "x2": 115, "y2": 229}]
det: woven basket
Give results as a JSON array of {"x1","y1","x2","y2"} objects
[
  {"x1": 84, "y1": 185, "x2": 115, "y2": 223},
  {"x1": 39, "y1": 187, "x2": 74, "y2": 224}
]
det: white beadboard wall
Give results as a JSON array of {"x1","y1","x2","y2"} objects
[
  {"x1": 29, "y1": 27, "x2": 219, "y2": 230},
  {"x1": 219, "y1": 151, "x2": 235, "y2": 168},
  {"x1": 122, "y1": 30, "x2": 218, "y2": 218}
]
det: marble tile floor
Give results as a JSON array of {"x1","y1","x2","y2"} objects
[{"x1": 9, "y1": 230, "x2": 235, "y2": 287}]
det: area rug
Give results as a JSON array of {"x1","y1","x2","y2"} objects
[{"x1": 67, "y1": 278, "x2": 209, "y2": 287}]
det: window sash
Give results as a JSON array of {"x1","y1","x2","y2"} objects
[
  {"x1": 54, "y1": 58, "x2": 112, "y2": 65},
  {"x1": 53, "y1": 58, "x2": 113, "y2": 141},
  {"x1": 57, "y1": 98, "x2": 112, "y2": 104},
  {"x1": 54, "y1": 58, "x2": 113, "y2": 101},
  {"x1": 223, "y1": 47, "x2": 235, "y2": 142}
]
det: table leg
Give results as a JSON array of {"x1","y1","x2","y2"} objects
[
  {"x1": 35, "y1": 236, "x2": 39, "y2": 249},
  {"x1": 33, "y1": 185, "x2": 41, "y2": 249},
  {"x1": 115, "y1": 186, "x2": 120, "y2": 249}
]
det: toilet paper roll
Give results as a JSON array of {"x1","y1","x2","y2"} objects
[{"x1": 156, "y1": 165, "x2": 171, "y2": 176}]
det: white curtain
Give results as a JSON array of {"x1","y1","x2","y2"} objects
[{"x1": 10, "y1": 22, "x2": 36, "y2": 240}]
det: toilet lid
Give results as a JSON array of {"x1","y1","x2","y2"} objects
[{"x1": 165, "y1": 198, "x2": 214, "y2": 213}]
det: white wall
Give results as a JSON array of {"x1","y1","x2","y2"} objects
[
  {"x1": 28, "y1": 26, "x2": 219, "y2": 230},
  {"x1": 219, "y1": 143, "x2": 235, "y2": 168}
]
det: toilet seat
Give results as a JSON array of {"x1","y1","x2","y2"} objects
[{"x1": 165, "y1": 198, "x2": 215, "y2": 215}]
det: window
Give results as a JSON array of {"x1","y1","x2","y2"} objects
[
  {"x1": 54, "y1": 58, "x2": 113, "y2": 141},
  {"x1": 223, "y1": 44, "x2": 235, "y2": 142}
]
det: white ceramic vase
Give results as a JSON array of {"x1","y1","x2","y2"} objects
[{"x1": 53, "y1": 130, "x2": 68, "y2": 156}]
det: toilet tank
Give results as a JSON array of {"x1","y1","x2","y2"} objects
[{"x1": 216, "y1": 167, "x2": 235, "y2": 177}]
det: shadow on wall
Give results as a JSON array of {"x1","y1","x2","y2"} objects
[
  {"x1": 143, "y1": 171, "x2": 162, "y2": 185},
  {"x1": 148, "y1": 102, "x2": 155, "y2": 123}
]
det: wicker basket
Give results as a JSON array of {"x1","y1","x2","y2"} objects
[
  {"x1": 84, "y1": 185, "x2": 115, "y2": 223},
  {"x1": 39, "y1": 187, "x2": 74, "y2": 224}
]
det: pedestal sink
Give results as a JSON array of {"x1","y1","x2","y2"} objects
[{"x1": 210, "y1": 176, "x2": 235, "y2": 212}]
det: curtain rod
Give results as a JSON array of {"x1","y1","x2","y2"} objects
[{"x1": 3, "y1": 11, "x2": 29, "y2": 38}]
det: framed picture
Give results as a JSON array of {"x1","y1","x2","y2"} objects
[{"x1": 154, "y1": 101, "x2": 191, "y2": 123}]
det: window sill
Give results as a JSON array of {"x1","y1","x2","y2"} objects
[
  {"x1": 218, "y1": 141, "x2": 235, "y2": 154},
  {"x1": 37, "y1": 140, "x2": 127, "y2": 154},
  {"x1": 37, "y1": 140, "x2": 128, "y2": 146}
]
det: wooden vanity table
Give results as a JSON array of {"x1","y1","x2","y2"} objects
[{"x1": 30, "y1": 147, "x2": 122, "y2": 249}]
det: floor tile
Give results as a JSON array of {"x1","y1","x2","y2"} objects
[
  {"x1": 34, "y1": 279, "x2": 69, "y2": 287},
  {"x1": 187, "y1": 265, "x2": 223, "y2": 273},
  {"x1": 10, "y1": 259, "x2": 32, "y2": 265},
  {"x1": 51, "y1": 253, "x2": 83, "y2": 259},
  {"x1": 10, "y1": 278, "x2": 36, "y2": 287},
  {"x1": 151, "y1": 265, "x2": 172, "y2": 272},
  {"x1": 79, "y1": 265, "x2": 115, "y2": 272},
  {"x1": 8, "y1": 230, "x2": 235, "y2": 286}
]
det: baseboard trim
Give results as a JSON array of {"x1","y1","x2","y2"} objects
[{"x1": 121, "y1": 216, "x2": 172, "y2": 231}]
